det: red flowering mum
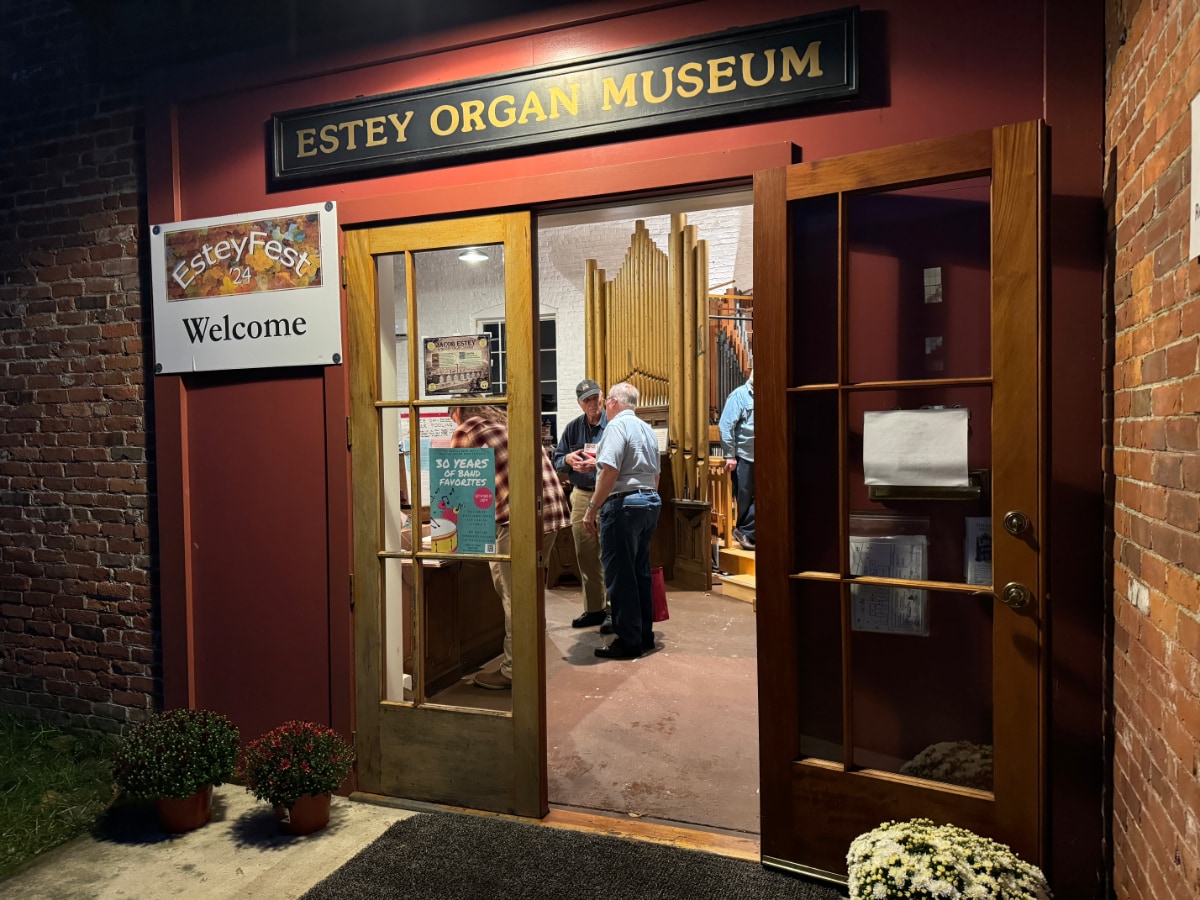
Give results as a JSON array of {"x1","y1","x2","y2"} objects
[{"x1": 237, "y1": 720, "x2": 355, "y2": 809}]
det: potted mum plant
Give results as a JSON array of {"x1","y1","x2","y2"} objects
[
  {"x1": 239, "y1": 720, "x2": 355, "y2": 835},
  {"x1": 847, "y1": 818, "x2": 1053, "y2": 900},
  {"x1": 112, "y1": 708, "x2": 240, "y2": 834}
]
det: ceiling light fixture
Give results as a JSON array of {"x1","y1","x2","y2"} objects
[{"x1": 458, "y1": 247, "x2": 489, "y2": 263}]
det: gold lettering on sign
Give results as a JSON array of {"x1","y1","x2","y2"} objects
[
  {"x1": 490, "y1": 95, "x2": 517, "y2": 127},
  {"x1": 518, "y1": 92, "x2": 547, "y2": 124},
  {"x1": 740, "y1": 50, "x2": 775, "y2": 88},
  {"x1": 601, "y1": 73, "x2": 639, "y2": 110},
  {"x1": 641, "y1": 67, "x2": 675, "y2": 104},
  {"x1": 365, "y1": 116, "x2": 388, "y2": 147},
  {"x1": 430, "y1": 105, "x2": 458, "y2": 136},
  {"x1": 461, "y1": 100, "x2": 486, "y2": 133},
  {"x1": 780, "y1": 42, "x2": 823, "y2": 80},
  {"x1": 338, "y1": 120, "x2": 364, "y2": 150},
  {"x1": 388, "y1": 111, "x2": 414, "y2": 142},
  {"x1": 677, "y1": 62, "x2": 704, "y2": 98},
  {"x1": 707, "y1": 56, "x2": 736, "y2": 93},
  {"x1": 296, "y1": 128, "x2": 317, "y2": 158},
  {"x1": 319, "y1": 124, "x2": 340, "y2": 153},
  {"x1": 549, "y1": 85, "x2": 579, "y2": 118},
  {"x1": 289, "y1": 37, "x2": 830, "y2": 158}
]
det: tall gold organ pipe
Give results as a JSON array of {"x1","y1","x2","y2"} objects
[
  {"x1": 585, "y1": 259, "x2": 597, "y2": 379},
  {"x1": 668, "y1": 214, "x2": 685, "y2": 497},
  {"x1": 594, "y1": 266, "x2": 607, "y2": 390},
  {"x1": 681, "y1": 224, "x2": 698, "y2": 498},
  {"x1": 694, "y1": 238, "x2": 710, "y2": 503}
]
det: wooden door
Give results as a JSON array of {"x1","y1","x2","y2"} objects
[
  {"x1": 346, "y1": 212, "x2": 548, "y2": 816},
  {"x1": 754, "y1": 122, "x2": 1046, "y2": 880}
]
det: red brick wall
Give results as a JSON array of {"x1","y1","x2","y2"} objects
[
  {"x1": 0, "y1": 3, "x2": 153, "y2": 732},
  {"x1": 1106, "y1": 1, "x2": 1200, "y2": 897}
]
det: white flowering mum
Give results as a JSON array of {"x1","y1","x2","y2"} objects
[{"x1": 847, "y1": 818, "x2": 1053, "y2": 900}]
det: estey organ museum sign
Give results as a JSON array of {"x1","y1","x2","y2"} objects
[{"x1": 272, "y1": 9, "x2": 857, "y2": 182}]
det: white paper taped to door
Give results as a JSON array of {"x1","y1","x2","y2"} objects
[{"x1": 862, "y1": 408, "x2": 969, "y2": 487}]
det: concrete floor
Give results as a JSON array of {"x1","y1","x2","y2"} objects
[
  {"x1": 544, "y1": 582, "x2": 760, "y2": 836},
  {"x1": 1, "y1": 786, "x2": 416, "y2": 899},
  {"x1": 422, "y1": 581, "x2": 761, "y2": 836}
]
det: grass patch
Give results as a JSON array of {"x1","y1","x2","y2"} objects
[{"x1": 0, "y1": 712, "x2": 119, "y2": 878}]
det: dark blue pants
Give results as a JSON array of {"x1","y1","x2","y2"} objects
[
  {"x1": 733, "y1": 458, "x2": 755, "y2": 541},
  {"x1": 598, "y1": 490, "x2": 661, "y2": 649}
]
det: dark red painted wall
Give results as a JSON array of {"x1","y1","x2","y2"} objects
[{"x1": 185, "y1": 372, "x2": 332, "y2": 742}]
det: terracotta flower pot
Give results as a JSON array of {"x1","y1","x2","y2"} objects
[
  {"x1": 156, "y1": 784, "x2": 213, "y2": 834},
  {"x1": 274, "y1": 792, "x2": 331, "y2": 835}
]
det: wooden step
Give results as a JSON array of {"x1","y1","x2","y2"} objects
[
  {"x1": 717, "y1": 572, "x2": 756, "y2": 606},
  {"x1": 718, "y1": 545, "x2": 756, "y2": 577}
]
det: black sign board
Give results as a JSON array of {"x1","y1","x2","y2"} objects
[{"x1": 272, "y1": 8, "x2": 857, "y2": 182}]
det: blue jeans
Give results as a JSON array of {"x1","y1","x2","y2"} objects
[
  {"x1": 599, "y1": 490, "x2": 661, "y2": 649},
  {"x1": 733, "y1": 458, "x2": 755, "y2": 541}
]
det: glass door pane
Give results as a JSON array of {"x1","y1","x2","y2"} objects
[
  {"x1": 846, "y1": 177, "x2": 991, "y2": 384},
  {"x1": 376, "y1": 244, "x2": 511, "y2": 712}
]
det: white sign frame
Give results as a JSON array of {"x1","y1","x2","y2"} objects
[{"x1": 151, "y1": 201, "x2": 342, "y2": 374}]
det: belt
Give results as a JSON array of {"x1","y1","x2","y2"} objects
[{"x1": 604, "y1": 488, "x2": 658, "y2": 504}]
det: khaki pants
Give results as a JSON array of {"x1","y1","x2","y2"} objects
[
  {"x1": 487, "y1": 525, "x2": 514, "y2": 679},
  {"x1": 569, "y1": 488, "x2": 607, "y2": 614},
  {"x1": 486, "y1": 523, "x2": 558, "y2": 681}
]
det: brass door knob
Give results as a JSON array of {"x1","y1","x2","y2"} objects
[
  {"x1": 1003, "y1": 510, "x2": 1030, "y2": 536},
  {"x1": 1000, "y1": 582, "x2": 1032, "y2": 609}
]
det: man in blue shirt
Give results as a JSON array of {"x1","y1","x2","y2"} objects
[
  {"x1": 719, "y1": 370, "x2": 755, "y2": 550},
  {"x1": 582, "y1": 382, "x2": 661, "y2": 659},
  {"x1": 552, "y1": 379, "x2": 609, "y2": 628}
]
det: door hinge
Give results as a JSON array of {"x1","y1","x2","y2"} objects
[
  {"x1": 349, "y1": 573, "x2": 355, "y2": 609},
  {"x1": 346, "y1": 416, "x2": 352, "y2": 448},
  {"x1": 341, "y1": 254, "x2": 348, "y2": 290}
]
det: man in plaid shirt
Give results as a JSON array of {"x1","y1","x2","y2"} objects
[{"x1": 449, "y1": 405, "x2": 569, "y2": 690}]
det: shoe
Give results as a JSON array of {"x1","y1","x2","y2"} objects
[
  {"x1": 594, "y1": 640, "x2": 642, "y2": 660},
  {"x1": 472, "y1": 669, "x2": 512, "y2": 690},
  {"x1": 571, "y1": 610, "x2": 607, "y2": 628},
  {"x1": 641, "y1": 635, "x2": 655, "y2": 650},
  {"x1": 599, "y1": 613, "x2": 614, "y2": 635},
  {"x1": 733, "y1": 529, "x2": 755, "y2": 551}
]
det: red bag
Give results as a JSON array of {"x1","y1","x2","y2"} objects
[{"x1": 651, "y1": 566, "x2": 669, "y2": 622}]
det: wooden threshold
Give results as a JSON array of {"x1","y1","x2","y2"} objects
[{"x1": 351, "y1": 792, "x2": 761, "y2": 862}]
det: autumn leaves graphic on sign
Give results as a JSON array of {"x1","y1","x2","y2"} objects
[{"x1": 164, "y1": 215, "x2": 323, "y2": 301}]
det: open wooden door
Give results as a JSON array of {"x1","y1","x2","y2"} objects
[
  {"x1": 346, "y1": 212, "x2": 548, "y2": 816},
  {"x1": 754, "y1": 122, "x2": 1046, "y2": 880}
]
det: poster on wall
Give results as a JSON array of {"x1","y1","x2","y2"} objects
[
  {"x1": 150, "y1": 202, "x2": 341, "y2": 373},
  {"x1": 849, "y1": 533, "x2": 929, "y2": 637},
  {"x1": 428, "y1": 447, "x2": 498, "y2": 554},
  {"x1": 423, "y1": 335, "x2": 491, "y2": 395}
]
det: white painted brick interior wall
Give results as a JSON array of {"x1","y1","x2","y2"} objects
[{"x1": 386, "y1": 204, "x2": 753, "y2": 438}]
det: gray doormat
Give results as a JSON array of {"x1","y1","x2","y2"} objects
[{"x1": 300, "y1": 812, "x2": 847, "y2": 900}]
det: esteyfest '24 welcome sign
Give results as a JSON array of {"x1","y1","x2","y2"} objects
[{"x1": 150, "y1": 202, "x2": 342, "y2": 374}]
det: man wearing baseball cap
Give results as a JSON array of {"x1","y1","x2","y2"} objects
[{"x1": 552, "y1": 379, "x2": 610, "y2": 629}]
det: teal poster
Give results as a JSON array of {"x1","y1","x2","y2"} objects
[{"x1": 428, "y1": 448, "x2": 498, "y2": 554}]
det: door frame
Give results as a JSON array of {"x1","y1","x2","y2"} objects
[
  {"x1": 754, "y1": 121, "x2": 1047, "y2": 880},
  {"x1": 346, "y1": 211, "x2": 548, "y2": 817}
]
